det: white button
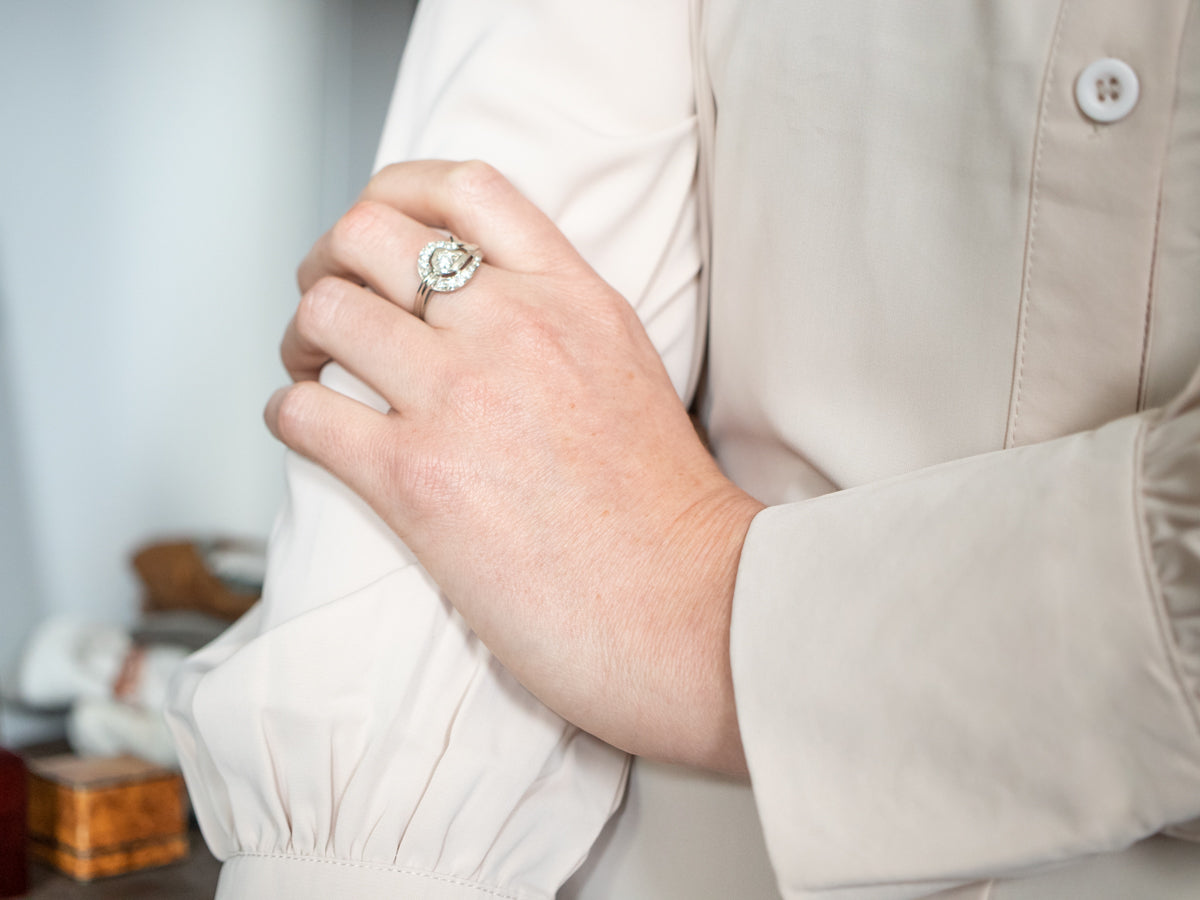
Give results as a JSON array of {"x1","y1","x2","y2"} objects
[{"x1": 1075, "y1": 58, "x2": 1140, "y2": 123}]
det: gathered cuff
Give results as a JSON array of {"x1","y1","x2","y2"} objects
[
  {"x1": 215, "y1": 853, "x2": 536, "y2": 900},
  {"x1": 1142, "y1": 367, "x2": 1200, "y2": 734}
]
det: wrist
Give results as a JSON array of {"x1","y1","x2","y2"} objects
[{"x1": 626, "y1": 482, "x2": 764, "y2": 773}]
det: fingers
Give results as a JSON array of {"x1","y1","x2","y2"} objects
[
  {"x1": 284, "y1": 158, "x2": 576, "y2": 393},
  {"x1": 360, "y1": 160, "x2": 572, "y2": 274},
  {"x1": 282, "y1": 277, "x2": 442, "y2": 398},
  {"x1": 297, "y1": 200, "x2": 441, "y2": 311},
  {"x1": 265, "y1": 379, "x2": 399, "y2": 508}
]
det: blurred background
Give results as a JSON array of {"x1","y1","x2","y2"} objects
[{"x1": 0, "y1": 0, "x2": 417, "y2": 745}]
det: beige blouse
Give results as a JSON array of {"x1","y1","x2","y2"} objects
[
  {"x1": 701, "y1": 1, "x2": 1200, "y2": 898},
  {"x1": 168, "y1": 1, "x2": 1200, "y2": 898}
]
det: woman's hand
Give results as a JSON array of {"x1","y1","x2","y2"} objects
[{"x1": 266, "y1": 160, "x2": 763, "y2": 773}]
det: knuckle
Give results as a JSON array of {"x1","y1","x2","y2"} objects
[
  {"x1": 447, "y1": 159, "x2": 506, "y2": 204},
  {"x1": 359, "y1": 163, "x2": 407, "y2": 207},
  {"x1": 573, "y1": 283, "x2": 641, "y2": 343},
  {"x1": 602, "y1": 290, "x2": 643, "y2": 337},
  {"x1": 294, "y1": 277, "x2": 345, "y2": 341},
  {"x1": 329, "y1": 200, "x2": 386, "y2": 257},
  {"x1": 273, "y1": 382, "x2": 322, "y2": 444},
  {"x1": 365, "y1": 162, "x2": 404, "y2": 195}
]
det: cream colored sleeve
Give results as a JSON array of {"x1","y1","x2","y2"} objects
[
  {"x1": 165, "y1": 3, "x2": 699, "y2": 899},
  {"x1": 377, "y1": 0, "x2": 700, "y2": 397},
  {"x1": 731, "y1": 365, "x2": 1200, "y2": 900}
]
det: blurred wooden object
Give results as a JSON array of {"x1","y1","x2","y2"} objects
[
  {"x1": 26, "y1": 755, "x2": 187, "y2": 881},
  {"x1": 131, "y1": 539, "x2": 262, "y2": 622}
]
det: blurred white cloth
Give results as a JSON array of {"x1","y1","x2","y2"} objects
[
  {"x1": 14, "y1": 616, "x2": 130, "y2": 708},
  {"x1": 13, "y1": 614, "x2": 187, "y2": 768}
]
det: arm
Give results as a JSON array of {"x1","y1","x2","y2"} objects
[
  {"x1": 733, "y1": 365, "x2": 1200, "y2": 898},
  {"x1": 266, "y1": 5, "x2": 1200, "y2": 899},
  {"x1": 168, "y1": 2, "x2": 703, "y2": 896},
  {"x1": 269, "y1": 97, "x2": 1200, "y2": 900}
]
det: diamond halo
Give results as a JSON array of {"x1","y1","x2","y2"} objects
[{"x1": 417, "y1": 239, "x2": 483, "y2": 293}]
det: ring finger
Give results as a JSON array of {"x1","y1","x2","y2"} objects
[{"x1": 297, "y1": 199, "x2": 455, "y2": 319}]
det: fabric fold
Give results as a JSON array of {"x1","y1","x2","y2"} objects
[{"x1": 1142, "y1": 367, "x2": 1200, "y2": 733}]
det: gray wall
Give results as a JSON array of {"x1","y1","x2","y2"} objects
[{"x1": 0, "y1": 0, "x2": 414, "y2": 744}]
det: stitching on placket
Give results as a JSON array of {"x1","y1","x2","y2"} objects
[
  {"x1": 1006, "y1": 0, "x2": 1072, "y2": 448},
  {"x1": 1136, "y1": 0, "x2": 1195, "y2": 411}
]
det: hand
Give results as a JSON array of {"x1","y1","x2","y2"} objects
[{"x1": 266, "y1": 160, "x2": 764, "y2": 773}]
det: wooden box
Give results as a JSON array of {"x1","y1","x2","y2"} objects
[{"x1": 26, "y1": 754, "x2": 188, "y2": 881}]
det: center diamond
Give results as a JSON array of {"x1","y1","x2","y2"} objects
[{"x1": 431, "y1": 248, "x2": 460, "y2": 275}]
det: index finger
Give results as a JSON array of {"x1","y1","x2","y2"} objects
[{"x1": 360, "y1": 160, "x2": 570, "y2": 274}]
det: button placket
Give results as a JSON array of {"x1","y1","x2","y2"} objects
[{"x1": 1005, "y1": 0, "x2": 1191, "y2": 448}]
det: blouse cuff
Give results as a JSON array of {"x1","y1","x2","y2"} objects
[
  {"x1": 215, "y1": 853, "x2": 528, "y2": 900},
  {"x1": 730, "y1": 408, "x2": 1200, "y2": 898}
]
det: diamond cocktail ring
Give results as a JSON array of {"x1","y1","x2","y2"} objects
[{"x1": 414, "y1": 236, "x2": 483, "y2": 321}]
